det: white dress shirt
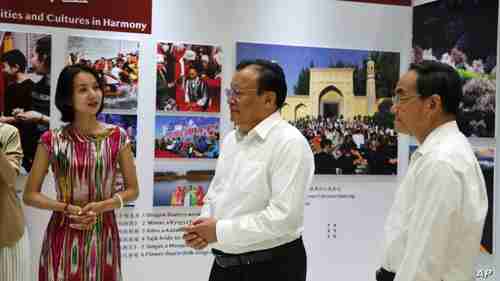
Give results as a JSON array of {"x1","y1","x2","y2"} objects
[
  {"x1": 200, "y1": 112, "x2": 314, "y2": 254},
  {"x1": 382, "y1": 121, "x2": 488, "y2": 281},
  {"x1": 352, "y1": 133, "x2": 365, "y2": 149}
]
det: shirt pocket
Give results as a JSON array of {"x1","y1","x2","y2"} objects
[{"x1": 236, "y1": 160, "x2": 267, "y2": 193}]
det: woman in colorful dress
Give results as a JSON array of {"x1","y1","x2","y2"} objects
[{"x1": 23, "y1": 64, "x2": 139, "y2": 281}]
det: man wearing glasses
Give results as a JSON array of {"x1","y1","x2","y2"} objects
[
  {"x1": 377, "y1": 60, "x2": 488, "y2": 281},
  {"x1": 183, "y1": 59, "x2": 314, "y2": 281}
]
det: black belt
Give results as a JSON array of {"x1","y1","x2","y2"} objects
[
  {"x1": 212, "y1": 237, "x2": 303, "y2": 268},
  {"x1": 376, "y1": 267, "x2": 444, "y2": 281},
  {"x1": 376, "y1": 267, "x2": 395, "y2": 281}
]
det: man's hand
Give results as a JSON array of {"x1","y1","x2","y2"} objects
[
  {"x1": 15, "y1": 111, "x2": 43, "y2": 122},
  {"x1": 0, "y1": 116, "x2": 16, "y2": 124},
  {"x1": 388, "y1": 158, "x2": 398, "y2": 164},
  {"x1": 182, "y1": 217, "x2": 217, "y2": 250},
  {"x1": 183, "y1": 232, "x2": 208, "y2": 250}
]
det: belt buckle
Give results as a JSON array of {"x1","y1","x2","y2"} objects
[
  {"x1": 239, "y1": 254, "x2": 252, "y2": 265},
  {"x1": 215, "y1": 254, "x2": 240, "y2": 268},
  {"x1": 214, "y1": 254, "x2": 228, "y2": 268}
]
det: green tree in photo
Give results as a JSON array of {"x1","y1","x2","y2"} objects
[
  {"x1": 373, "y1": 98, "x2": 395, "y2": 129},
  {"x1": 294, "y1": 61, "x2": 314, "y2": 95},
  {"x1": 369, "y1": 51, "x2": 400, "y2": 99}
]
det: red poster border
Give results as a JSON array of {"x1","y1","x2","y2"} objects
[{"x1": 0, "y1": 1, "x2": 152, "y2": 34}]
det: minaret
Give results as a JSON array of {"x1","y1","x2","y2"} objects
[{"x1": 366, "y1": 60, "x2": 376, "y2": 114}]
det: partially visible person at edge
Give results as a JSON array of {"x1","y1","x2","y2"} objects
[
  {"x1": 377, "y1": 60, "x2": 488, "y2": 281},
  {"x1": 0, "y1": 122, "x2": 31, "y2": 281}
]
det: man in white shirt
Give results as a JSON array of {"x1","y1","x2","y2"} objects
[
  {"x1": 378, "y1": 60, "x2": 488, "y2": 281},
  {"x1": 183, "y1": 59, "x2": 314, "y2": 281}
]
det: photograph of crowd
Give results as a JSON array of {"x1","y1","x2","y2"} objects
[
  {"x1": 237, "y1": 42, "x2": 400, "y2": 175},
  {"x1": 294, "y1": 115, "x2": 397, "y2": 175},
  {"x1": 0, "y1": 31, "x2": 51, "y2": 173},
  {"x1": 153, "y1": 167, "x2": 214, "y2": 207},
  {"x1": 413, "y1": 0, "x2": 497, "y2": 138},
  {"x1": 155, "y1": 116, "x2": 219, "y2": 159},
  {"x1": 97, "y1": 113, "x2": 137, "y2": 156},
  {"x1": 156, "y1": 42, "x2": 222, "y2": 112},
  {"x1": 410, "y1": 143, "x2": 494, "y2": 254},
  {"x1": 66, "y1": 36, "x2": 140, "y2": 111}
]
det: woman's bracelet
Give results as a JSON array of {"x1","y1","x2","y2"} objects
[
  {"x1": 63, "y1": 203, "x2": 70, "y2": 214},
  {"x1": 114, "y1": 193, "x2": 124, "y2": 209}
]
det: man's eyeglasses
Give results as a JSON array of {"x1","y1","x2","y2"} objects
[
  {"x1": 225, "y1": 88, "x2": 258, "y2": 103},
  {"x1": 392, "y1": 94, "x2": 420, "y2": 105}
]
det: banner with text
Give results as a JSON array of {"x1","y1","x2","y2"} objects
[{"x1": 0, "y1": 0, "x2": 151, "y2": 34}]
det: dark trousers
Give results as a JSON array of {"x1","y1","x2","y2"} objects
[
  {"x1": 376, "y1": 267, "x2": 443, "y2": 281},
  {"x1": 209, "y1": 238, "x2": 307, "y2": 281},
  {"x1": 376, "y1": 267, "x2": 395, "y2": 281}
]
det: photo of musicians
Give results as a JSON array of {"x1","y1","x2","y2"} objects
[{"x1": 156, "y1": 42, "x2": 222, "y2": 112}]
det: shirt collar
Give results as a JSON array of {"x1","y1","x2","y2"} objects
[
  {"x1": 235, "y1": 111, "x2": 282, "y2": 142},
  {"x1": 413, "y1": 120, "x2": 459, "y2": 159}
]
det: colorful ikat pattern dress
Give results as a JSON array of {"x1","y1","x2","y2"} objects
[{"x1": 38, "y1": 124, "x2": 129, "y2": 281}]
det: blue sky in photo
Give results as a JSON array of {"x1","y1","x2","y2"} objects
[{"x1": 236, "y1": 42, "x2": 371, "y2": 96}]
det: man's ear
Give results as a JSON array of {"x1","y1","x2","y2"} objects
[
  {"x1": 264, "y1": 91, "x2": 277, "y2": 106},
  {"x1": 429, "y1": 94, "x2": 442, "y2": 110}
]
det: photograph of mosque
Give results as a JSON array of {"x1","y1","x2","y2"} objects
[{"x1": 237, "y1": 42, "x2": 400, "y2": 175}]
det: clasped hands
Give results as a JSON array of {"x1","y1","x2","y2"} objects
[
  {"x1": 65, "y1": 202, "x2": 105, "y2": 231},
  {"x1": 182, "y1": 217, "x2": 218, "y2": 250}
]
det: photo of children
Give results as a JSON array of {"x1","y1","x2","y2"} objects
[
  {"x1": 66, "y1": 36, "x2": 140, "y2": 111},
  {"x1": 156, "y1": 42, "x2": 222, "y2": 112},
  {"x1": 0, "y1": 31, "x2": 51, "y2": 173},
  {"x1": 153, "y1": 167, "x2": 214, "y2": 207},
  {"x1": 155, "y1": 116, "x2": 219, "y2": 159}
]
